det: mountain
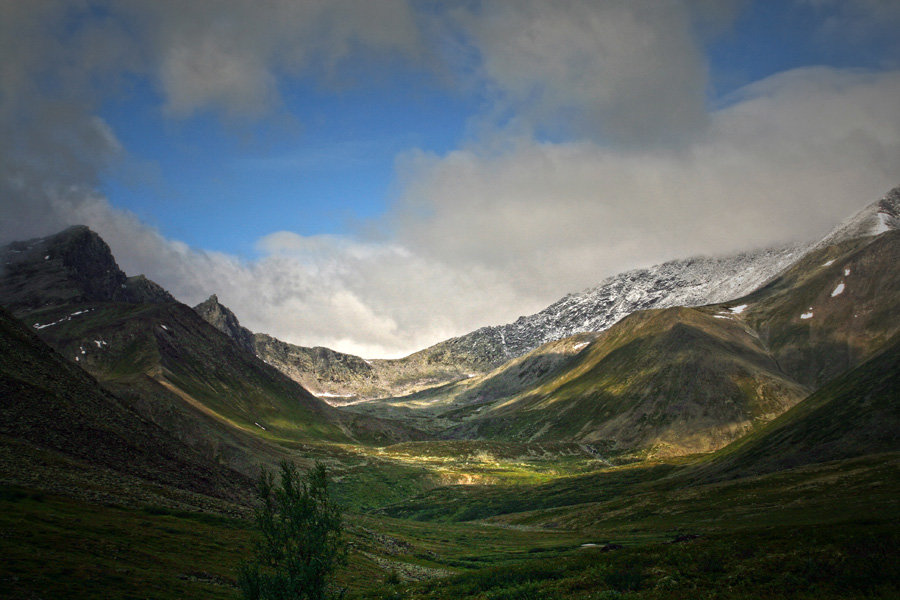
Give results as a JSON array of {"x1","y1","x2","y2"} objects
[
  {"x1": 194, "y1": 294, "x2": 483, "y2": 401},
  {"x1": 0, "y1": 225, "x2": 174, "y2": 310},
  {"x1": 195, "y1": 187, "x2": 899, "y2": 407},
  {"x1": 813, "y1": 186, "x2": 900, "y2": 249},
  {"x1": 193, "y1": 293, "x2": 256, "y2": 354},
  {"x1": 688, "y1": 329, "x2": 900, "y2": 482},
  {"x1": 355, "y1": 188, "x2": 900, "y2": 456},
  {"x1": 0, "y1": 305, "x2": 251, "y2": 505},
  {"x1": 424, "y1": 244, "x2": 808, "y2": 369},
  {"x1": 196, "y1": 245, "x2": 807, "y2": 402},
  {"x1": 438, "y1": 306, "x2": 810, "y2": 455},
  {"x1": 0, "y1": 227, "x2": 423, "y2": 476}
]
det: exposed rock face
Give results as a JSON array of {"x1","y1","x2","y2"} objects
[
  {"x1": 0, "y1": 225, "x2": 174, "y2": 310},
  {"x1": 252, "y1": 334, "x2": 378, "y2": 397},
  {"x1": 193, "y1": 294, "x2": 256, "y2": 354},
  {"x1": 119, "y1": 275, "x2": 176, "y2": 304},
  {"x1": 192, "y1": 297, "x2": 476, "y2": 401}
]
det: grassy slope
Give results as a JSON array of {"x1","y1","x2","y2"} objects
[
  {"x1": 739, "y1": 230, "x2": 900, "y2": 387},
  {"x1": 448, "y1": 306, "x2": 808, "y2": 455},
  {"x1": 28, "y1": 302, "x2": 349, "y2": 440},
  {"x1": 0, "y1": 306, "x2": 250, "y2": 503},
  {"x1": 376, "y1": 316, "x2": 899, "y2": 527},
  {"x1": 369, "y1": 232, "x2": 899, "y2": 461},
  {"x1": 24, "y1": 301, "x2": 424, "y2": 450},
  {"x1": 684, "y1": 330, "x2": 900, "y2": 482}
]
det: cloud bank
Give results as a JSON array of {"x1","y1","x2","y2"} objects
[{"x1": 2, "y1": 1, "x2": 899, "y2": 357}]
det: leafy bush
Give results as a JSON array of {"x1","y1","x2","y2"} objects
[{"x1": 239, "y1": 461, "x2": 347, "y2": 600}]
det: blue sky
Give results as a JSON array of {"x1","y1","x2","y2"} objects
[
  {"x1": 99, "y1": 63, "x2": 473, "y2": 256},
  {"x1": 3, "y1": 1, "x2": 899, "y2": 357}
]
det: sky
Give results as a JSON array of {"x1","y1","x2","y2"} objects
[{"x1": 1, "y1": 0, "x2": 899, "y2": 358}]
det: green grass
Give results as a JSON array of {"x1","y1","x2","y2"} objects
[
  {"x1": 0, "y1": 484, "x2": 251, "y2": 599},
  {"x1": 376, "y1": 459, "x2": 683, "y2": 522},
  {"x1": 2, "y1": 448, "x2": 898, "y2": 599},
  {"x1": 0, "y1": 483, "x2": 585, "y2": 600},
  {"x1": 380, "y1": 522, "x2": 900, "y2": 600}
]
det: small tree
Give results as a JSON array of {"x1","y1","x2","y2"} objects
[{"x1": 240, "y1": 461, "x2": 347, "y2": 600}]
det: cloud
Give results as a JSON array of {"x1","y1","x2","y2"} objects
[
  {"x1": 0, "y1": 0, "x2": 425, "y2": 237},
  {"x1": 448, "y1": 0, "x2": 727, "y2": 144},
  {"x1": 46, "y1": 207, "x2": 527, "y2": 357},
  {"x1": 804, "y1": 0, "x2": 900, "y2": 63},
  {"x1": 390, "y1": 67, "x2": 900, "y2": 300},
  {"x1": 138, "y1": 0, "x2": 425, "y2": 117},
  {"x1": 80, "y1": 67, "x2": 900, "y2": 357}
]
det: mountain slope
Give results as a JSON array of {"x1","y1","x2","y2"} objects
[
  {"x1": 737, "y1": 229, "x2": 900, "y2": 388},
  {"x1": 442, "y1": 306, "x2": 809, "y2": 455},
  {"x1": 0, "y1": 227, "x2": 422, "y2": 463},
  {"x1": 194, "y1": 294, "x2": 481, "y2": 401},
  {"x1": 427, "y1": 244, "x2": 808, "y2": 369},
  {"x1": 813, "y1": 186, "x2": 900, "y2": 249},
  {"x1": 687, "y1": 330, "x2": 900, "y2": 482},
  {"x1": 0, "y1": 305, "x2": 251, "y2": 503}
]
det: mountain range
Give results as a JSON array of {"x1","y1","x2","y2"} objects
[
  {"x1": 185, "y1": 189, "x2": 900, "y2": 455},
  {"x1": 193, "y1": 239, "x2": 807, "y2": 402},
  {"x1": 1, "y1": 186, "x2": 898, "y2": 599}
]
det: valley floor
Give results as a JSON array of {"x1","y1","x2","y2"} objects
[{"x1": 2, "y1": 443, "x2": 897, "y2": 599}]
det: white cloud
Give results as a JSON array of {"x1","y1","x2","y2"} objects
[
  {"x1": 141, "y1": 0, "x2": 424, "y2": 118},
  {"x1": 390, "y1": 67, "x2": 900, "y2": 300}
]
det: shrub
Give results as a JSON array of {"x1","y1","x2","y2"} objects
[{"x1": 239, "y1": 461, "x2": 347, "y2": 600}]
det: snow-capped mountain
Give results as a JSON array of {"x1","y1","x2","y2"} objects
[
  {"x1": 194, "y1": 186, "x2": 900, "y2": 400},
  {"x1": 435, "y1": 244, "x2": 808, "y2": 367}
]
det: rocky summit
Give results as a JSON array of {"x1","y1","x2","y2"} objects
[{"x1": 0, "y1": 225, "x2": 174, "y2": 311}]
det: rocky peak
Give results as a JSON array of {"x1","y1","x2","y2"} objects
[
  {"x1": 193, "y1": 294, "x2": 256, "y2": 354},
  {"x1": 0, "y1": 225, "x2": 175, "y2": 311},
  {"x1": 1, "y1": 225, "x2": 126, "y2": 310}
]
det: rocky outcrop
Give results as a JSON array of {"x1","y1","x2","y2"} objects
[
  {"x1": 0, "y1": 225, "x2": 173, "y2": 310},
  {"x1": 193, "y1": 294, "x2": 256, "y2": 354}
]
